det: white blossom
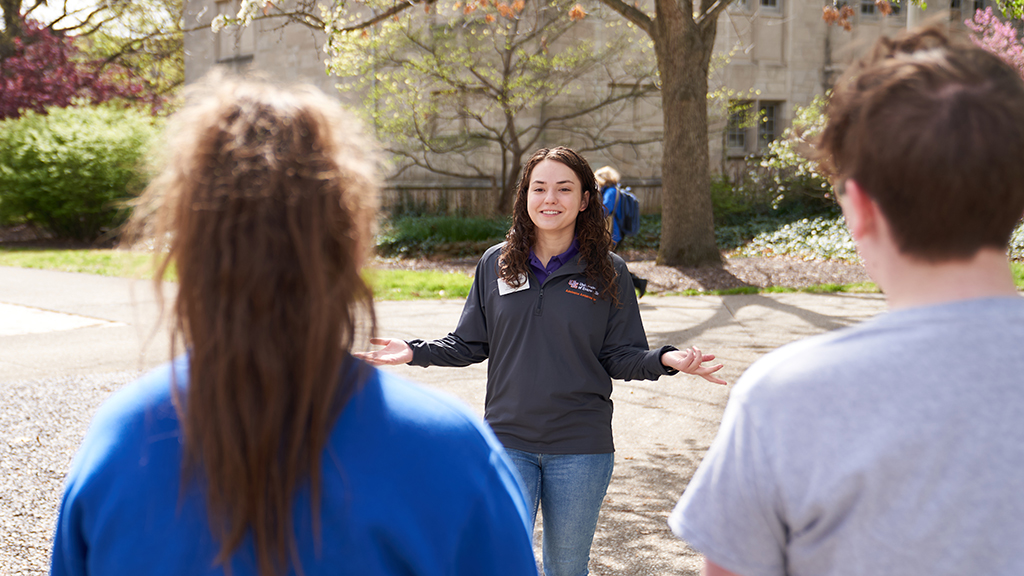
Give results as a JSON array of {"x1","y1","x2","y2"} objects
[
  {"x1": 237, "y1": 0, "x2": 262, "y2": 26},
  {"x1": 211, "y1": 14, "x2": 228, "y2": 33}
]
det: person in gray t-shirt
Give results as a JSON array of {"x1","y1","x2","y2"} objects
[{"x1": 669, "y1": 26, "x2": 1024, "y2": 576}]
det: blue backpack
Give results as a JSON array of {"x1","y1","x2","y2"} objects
[{"x1": 613, "y1": 186, "x2": 641, "y2": 238}]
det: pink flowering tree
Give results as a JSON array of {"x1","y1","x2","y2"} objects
[
  {"x1": 0, "y1": 18, "x2": 147, "y2": 120},
  {"x1": 965, "y1": 7, "x2": 1024, "y2": 77}
]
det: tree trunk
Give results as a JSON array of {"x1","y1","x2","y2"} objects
[
  {"x1": 0, "y1": 0, "x2": 24, "y2": 59},
  {"x1": 652, "y1": 3, "x2": 722, "y2": 267},
  {"x1": 497, "y1": 108, "x2": 523, "y2": 215},
  {"x1": 499, "y1": 152, "x2": 521, "y2": 215}
]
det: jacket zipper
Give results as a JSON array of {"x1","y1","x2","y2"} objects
[{"x1": 535, "y1": 287, "x2": 544, "y2": 316}]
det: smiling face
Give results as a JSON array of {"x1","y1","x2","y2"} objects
[{"x1": 526, "y1": 159, "x2": 590, "y2": 240}]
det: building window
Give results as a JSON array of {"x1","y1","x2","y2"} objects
[
  {"x1": 861, "y1": 0, "x2": 876, "y2": 14},
  {"x1": 216, "y1": 0, "x2": 256, "y2": 70},
  {"x1": 758, "y1": 101, "x2": 781, "y2": 149},
  {"x1": 760, "y1": 0, "x2": 780, "y2": 9},
  {"x1": 725, "y1": 100, "x2": 783, "y2": 156},
  {"x1": 726, "y1": 102, "x2": 751, "y2": 151}
]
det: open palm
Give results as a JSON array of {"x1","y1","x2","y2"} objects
[{"x1": 354, "y1": 338, "x2": 414, "y2": 365}]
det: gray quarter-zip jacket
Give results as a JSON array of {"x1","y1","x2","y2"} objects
[{"x1": 408, "y1": 243, "x2": 677, "y2": 454}]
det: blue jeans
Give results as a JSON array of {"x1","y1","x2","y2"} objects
[{"x1": 504, "y1": 449, "x2": 614, "y2": 576}]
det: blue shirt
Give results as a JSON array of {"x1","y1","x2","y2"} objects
[
  {"x1": 602, "y1": 186, "x2": 622, "y2": 245},
  {"x1": 529, "y1": 240, "x2": 579, "y2": 285},
  {"x1": 52, "y1": 357, "x2": 537, "y2": 576}
]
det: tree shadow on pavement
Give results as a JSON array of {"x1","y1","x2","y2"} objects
[
  {"x1": 647, "y1": 292, "x2": 878, "y2": 352},
  {"x1": 590, "y1": 445, "x2": 707, "y2": 576}
]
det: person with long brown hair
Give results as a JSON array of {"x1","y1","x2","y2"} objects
[
  {"x1": 50, "y1": 76, "x2": 537, "y2": 576},
  {"x1": 360, "y1": 146, "x2": 726, "y2": 576}
]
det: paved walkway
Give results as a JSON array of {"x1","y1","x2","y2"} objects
[{"x1": 0, "y1": 265, "x2": 888, "y2": 575}]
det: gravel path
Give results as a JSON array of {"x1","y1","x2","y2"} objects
[
  {"x1": 1, "y1": 372, "x2": 139, "y2": 575},
  {"x1": 0, "y1": 246, "x2": 871, "y2": 575}
]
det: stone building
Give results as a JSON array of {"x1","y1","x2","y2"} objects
[{"x1": 182, "y1": 0, "x2": 982, "y2": 210}]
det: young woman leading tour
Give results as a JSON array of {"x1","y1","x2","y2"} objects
[
  {"x1": 50, "y1": 77, "x2": 538, "y2": 576},
  {"x1": 359, "y1": 147, "x2": 727, "y2": 576}
]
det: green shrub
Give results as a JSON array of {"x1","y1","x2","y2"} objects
[
  {"x1": 710, "y1": 174, "x2": 763, "y2": 222},
  {"x1": 1010, "y1": 221, "x2": 1024, "y2": 260},
  {"x1": 709, "y1": 173, "x2": 838, "y2": 227},
  {"x1": 709, "y1": 98, "x2": 840, "y2": 231},
  {"x1": 376, "y1": 215, "x2": 511, "y2": 257},
  {"x1": 729, "y1": 215, "x2": 858, "y2": 261},
  {"x1": 715, "y1": 216, "x2": 791, "y2": 252},
  {"x1": 613, "y1": 214, "x2": 661, "y2": 250},
  {"x1": 0, "y1": 104, "x2": 160, "y2": 241},
  {"x1": 758, "y1": 95, "x2": 834, "y2": 211}
]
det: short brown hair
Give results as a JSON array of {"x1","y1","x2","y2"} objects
[{"x1": 812, "y1": 27, "x2": 1024, "y2": 260}]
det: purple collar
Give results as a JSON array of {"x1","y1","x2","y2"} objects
[{"x1": 529, "y1": 240, "x2": 579, "y2": 285}]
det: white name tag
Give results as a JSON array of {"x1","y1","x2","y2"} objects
[{"x1": 497, "y1": 275, "x2": 530, "y2": 295}]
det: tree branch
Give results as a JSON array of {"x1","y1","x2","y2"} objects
[
  {"x1": 386, "y1": 149, "x2": 492, "y2": 181},
  {"x1": 334, "y1": 0, "x2": 439, "y2": 32},
  {"x1": 696, "y1": 0, "x2": 735, "y2": 29},
  {"x1": 595, "y1": 0, "x2": 653, "y2": 36}
]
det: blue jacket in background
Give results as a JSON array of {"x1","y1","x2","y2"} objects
[{"x1": 602, "y1": 185, "x2": 623, "y2": 245}]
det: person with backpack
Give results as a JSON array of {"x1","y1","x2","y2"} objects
[{"x1": 595, "y1": 166, "x2": 648, "y2": 297}]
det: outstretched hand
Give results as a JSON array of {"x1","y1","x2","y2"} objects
[
  {"x1": 354, "y1": 338, "x2": 414, "y2": 366},
  {"x1": 661, "y1": 346, "x2": 727, "y2": 385}
]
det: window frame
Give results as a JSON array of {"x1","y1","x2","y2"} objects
[{"x1": 758, "y1": 101, "x2": 782, "y2": 151}]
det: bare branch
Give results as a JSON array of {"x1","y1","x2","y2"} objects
[
  {"x1": 47, "y1": 4, "x2": 113, "y2": 36},
  {"x1": 696, "y1": 0, "x2": 735, "y2": 29},
  {"x1": 334, "y1": 0, "x2": 440, "y2": 32},
  {"x1": 387, "y1": 149, "x2": 493, "y2": 181},
  {"x1": 595, "y1": 0, "x2": 653, "y2": 36},
  {"x1": 536, "y1": 85, "x2": 659, "y2": 129}
]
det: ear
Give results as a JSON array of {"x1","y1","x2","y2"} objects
[
  {"x1": 580, "y1": 190, "x2": 589, "y2": 212},
  {"x1": 840, "y1": 179, "x2": 880, "y2": 242}
]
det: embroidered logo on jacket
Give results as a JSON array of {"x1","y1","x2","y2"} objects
[{"x1": 566, "y1": 279, "x2": 599, "y2": 302}]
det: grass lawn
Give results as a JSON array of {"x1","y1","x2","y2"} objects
[
  {"x1": 363, "y1": 269, "x2": 474, "y2": 300},
  {"x1": 0, "y1": 247, "x2": 159, "y2": 279},
  {"x1": 2, "y1": 247, "x2": 1022, "y2": 299},
  {"x1": 0, "y1": 247, "x2": 474, "y2": 301}
]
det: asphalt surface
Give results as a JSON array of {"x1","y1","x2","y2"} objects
[{"x1": 0, "y1": 265, "x2": 889, "y2": 575}]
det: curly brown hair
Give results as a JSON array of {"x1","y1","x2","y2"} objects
[
  {"x1": 499, "y1": 147, "x2": 618, "y2": 305},
  {"x1": 130, "y1": 75, "x2": 379, "y2": 576}
]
